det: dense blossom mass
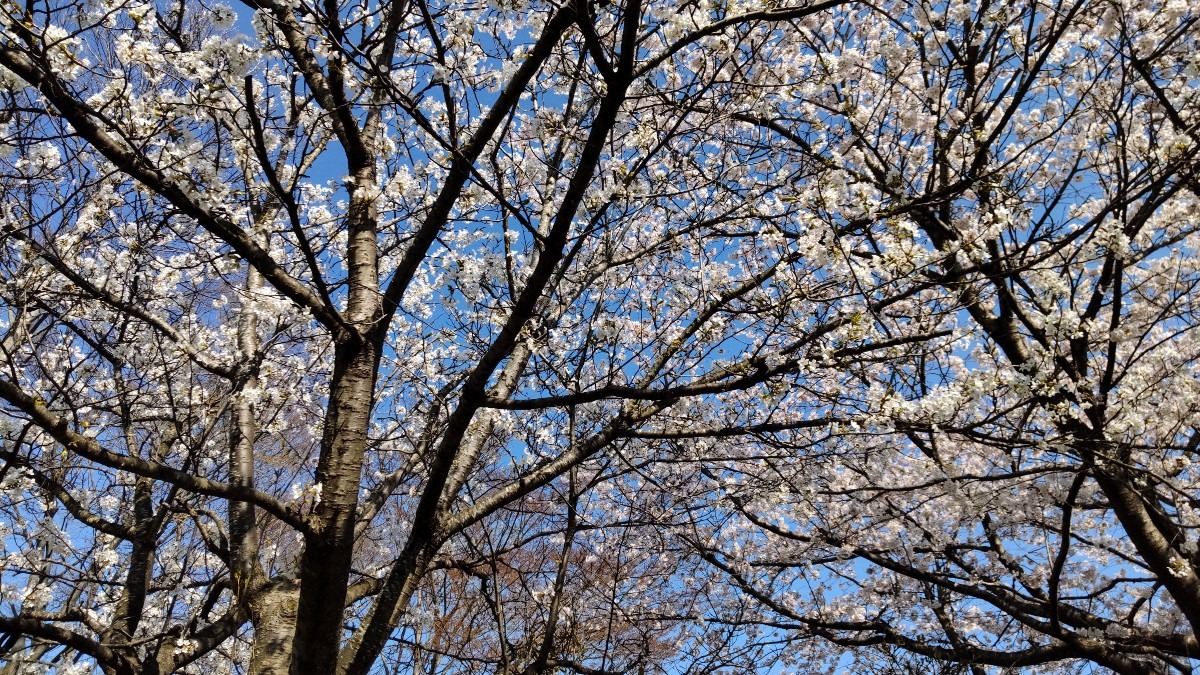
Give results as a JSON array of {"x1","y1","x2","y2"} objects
[{"x1": 1, "y1": 0, "x2": 1199, "y2": 672}]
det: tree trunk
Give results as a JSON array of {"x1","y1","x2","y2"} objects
[
  {"x1": 230, "y1": 265, "x2": 264, "y2": 593},
  {"x1": 250, "y1": 587, "x2": 301, "y2": 675},
  {"x1": 290, "y1": 162, "x2": 382, "y2": 674}
]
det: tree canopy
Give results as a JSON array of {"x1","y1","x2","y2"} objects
[{"x1": 1, "y1": 0, "x2": 1200, "y2": 673}]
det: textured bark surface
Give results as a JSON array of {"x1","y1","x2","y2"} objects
[
  {"x1": 250, "y1": 587, "x2": 301, "y2": 675},
  {"x1": 231, "y1": 266, "x2": 265, "y2": 595},
  {"x1": 290, "y1": 162, "x2": 383, "y2": 674},
  {"x1": 1093, "y1": 467, "x2": 1200, "y2": 639}
]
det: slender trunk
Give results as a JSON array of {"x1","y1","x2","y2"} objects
[
  {"x1": 100, "y1": 476, "x2": 155, "y2": 650},
  {"x1": 231, "y1": 267, "x2": 264, "y2": 594},
  {"x1": 290, "y1": 163, "x2": 381, "y2": 674},
  {"x1": 290, "y1": 340, "x2": 378, "y2": 673},
  {"x1": 233, "y1": 265, "x2": 302, "y2": 675}
]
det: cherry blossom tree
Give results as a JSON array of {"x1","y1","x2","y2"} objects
[
  {"x1": 670, "y1": 1, "x2": 1200, "y2": 673},
  {"x1": 0, "y1": 0, "x2": 1197, "y2": 673}
]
